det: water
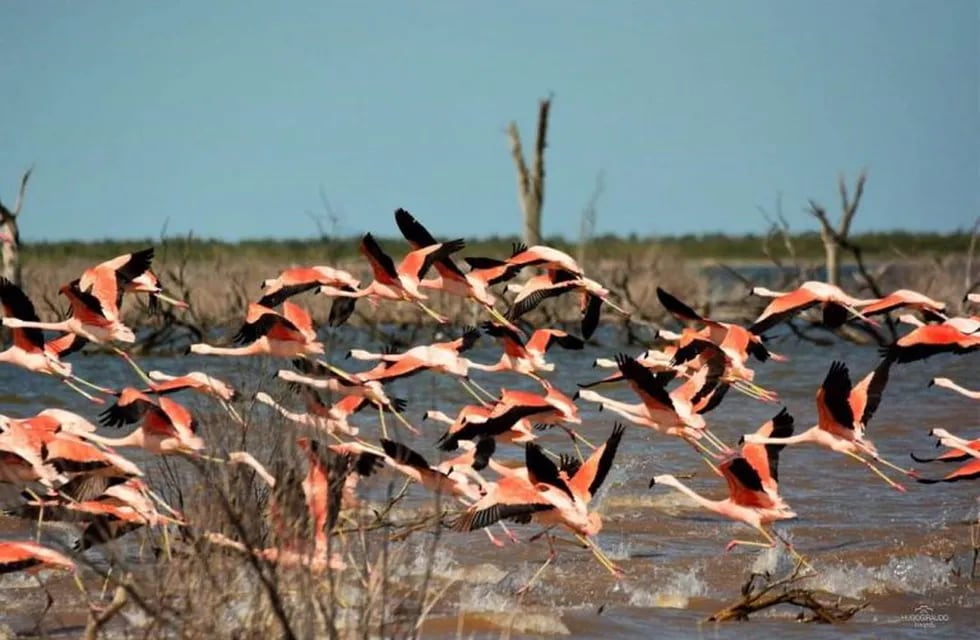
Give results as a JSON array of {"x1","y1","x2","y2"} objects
[{"x1": 0, "y1": 324, "x2": 977, "y2": 638}]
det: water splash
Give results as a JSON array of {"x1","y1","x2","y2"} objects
[
  {"x1": 806, "y1": 555, "x2": 953, "y2": 599},
  {"x1": 626, "y1": 565, "x2": 707, "y2": 609}
]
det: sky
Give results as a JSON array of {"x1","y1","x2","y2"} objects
[{"x1": 2, "y1": 1, "x2": 977, "y2": 242}]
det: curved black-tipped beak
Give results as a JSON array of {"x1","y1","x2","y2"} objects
[
  {"x1": 648, "y1": 477, "x2": 657, "y2": 488},
  {"x1": 927, "y1": 379, "x2": 935, "y2": 388},
  {"x1": 737, "y1": 436, "x2": 745, "y2": 445},
  {"x1": 572, "y1": 390, "x2": 580, "y2": 400},
  {"x1": 344, "y1": 350, "x2": 352, "y2": 359}
]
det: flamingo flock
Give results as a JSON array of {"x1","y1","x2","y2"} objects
[{"x1": 0, "y1": 208, "x2": 977, "y2": 608}]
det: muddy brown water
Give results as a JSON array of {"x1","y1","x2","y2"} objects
[{"x1": 0, "y1": 326, "x2": 977, "y2": 638}]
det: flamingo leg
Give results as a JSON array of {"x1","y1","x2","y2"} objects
[
  {"x1": 769, "y1": 527, "x2": 815, "y2": 573},
  {"x1": 61, "y1": 378, "x2": 105, "y2": 404},
  {"x1": 869, "y1": 453, "x2": 917, "y2": 478},
  {"x1": 700, "y1": 428, "x2": 731, "y2": 453},
  {"x1": 516, "y1": 532, "x2": 557, "y2": 596},
  {"x1": 112, "y1": 348, "x2": 154, "y2": 386},
  {"x1": 687, "y1": 438, "x2": 724, "y2": 475},
  {"x1": 377, "y1": 405, "x2": 389, "y2": 439},
  {"x1": 415, "y1": 301, "x2": 448, "y2": 324},
  {"x1": 575, "y1": 533, "x2": 623, "y2": 577},
  {"x1": 457, "y1": 379, "x2": 490, "y2": 406},
  {"x1": 99, "y1": 566, "x2": 113, "y2": 600},
  {"x1": 560, "y1": 424, "x2": 597, "y2": 452},
  {"x1": 63, "y1": 372, "x2": 116, "y2": 396},
  {"x1": 601, "y1": 296, "x2": 631, "y2": 317},
  {"x1": 466, "y1": 379, "x2": 498, "y2": 403},
  {"x1": 483, "y1": 528, "x2": 505, "y2": 547},
  {"x1": 842, "y1": 450, "x2": 906, "y2": 492},
  {"x1": 391, "y1": 408, "x2": 420, "y2": 435}
]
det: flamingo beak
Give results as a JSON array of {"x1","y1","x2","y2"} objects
[{"x1": 648, "y1": 477, "x2": 657, "y2": 488}]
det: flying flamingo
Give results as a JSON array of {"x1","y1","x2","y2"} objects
[
  {"x1": 909, "y1": 429, "x2": 980, "y2": 484},
  {"x1": 257, "y1": 264, "x2": 361, "y2": 327},
  {"x1": 748, "y1": 281, "x2": 878, "y2": 333},
  {"x1": 656, "y1": 287, "x2": 785, "y2": 396},
  {"x1": 211, "y1": 438, "x2": 346, "y2": 573},
  {"x1": 0, "y1": 541, "x2": 86, "y2": 597},
  {"x1": 880, "y1": 320, "x2": 980, "y2": 363},
  {"x1": 928, "y1": 377, "x2": 979, "y2": 400},
  {"x1": 1, "y1": 278, "x2": 146, "y2": 383},
  {"x1": 453, "y1": 424, "x2": 627, "y2": 592},
  {"x1": 437, "y1": 382, "x2": 581, "y2": 451},
  {"x1": 0, "y1": 419, "x2": 68, "y2": 487},
  {"x1": 469, "y1": 321, "x2": 584, "y2": 377},
  {"x1": 423, "y1": 404, "x2": 537, "y2": 448},
  {"x1": 0, "y1": 277, "x2": 111, "y2": 402},
  {"x1": 190, "y1": 302, "x2": 323, "y2": 358},
  {"x1": 256, "y1": 387, "x2": 405, "y2": 436},
  {"x1": 861, "y1": 289, "x2": 947, "y2": 322},
  {"x1": 258, "y1": 265, "x2": 360, "y2": 307},
  {"x1": 649, "y1": 441, "x2": 802, "y2": 560},
  {"x1": 394, "y1": 208, "x2": 517, "y2": 326},
  {"x1": 82, "y1": 388, "x2": 205, "y2": 455},
  {"x1": 320, "y1": 232, "x2": 465, "y2": 324},
  {"x1": 277, "y1": 358, "x2": 417, "y2": 436},
  {"x1": 741, "y1": 359, "x2": 910, "y2": 491},
  {"x1": 504, "y1": 268, "x2": 628, "y2": 339},
  {"x1": 78, "y1": 246, "x2": 187, "y2": 312}
]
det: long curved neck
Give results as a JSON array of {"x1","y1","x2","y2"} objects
[
  {"x1": 751, "y1": 287, "x2": 785, "y2": 298},
  {"x1": 190, "y1": 343, "x2": 259, "y2": 357},
  {"x1": 82, "y1": 430, "x2": 145, "y2": 449},
  {"x1": 655, "y1": 475, "x2": 725, "y2": 515}
]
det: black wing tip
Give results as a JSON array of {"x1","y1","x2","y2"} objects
[
  {"x1": 772, "y1": 407, "x2": 794, "y2": 428},
  {"x1": 511, "y1": 242, "x2": 528, "y2": 257}
]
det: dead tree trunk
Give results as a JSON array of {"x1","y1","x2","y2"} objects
[
  {"x1": 809, "y1": 171, "x2": 865, "y2": 286},
  {"x1": 0, "y1": 168, "x2": 31, "y2": 286},
  {"x1": 508, "y1": 96, "x2": 552, "y2": 246}
]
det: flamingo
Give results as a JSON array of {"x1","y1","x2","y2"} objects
[
  {"x1": 504, "y1": 269, "x2": 628, "y2": 340},
  {"x1": 78, "y1": 246, "x2": 187, "y2": 312},
  {"x1": 0, "y1": 541, "x2": 85, "y2": 595},
  {"x1": 394, "y1": 208, "x2": 517, "y2": 326},
  {"x1": 928, "y1": 377, "x2": 979, "y2": 400},
  {"x1": 143, "y1": 370, "x2": 239, "y2": 402},
  {"x1": 453, "y1": 423, "x2": 627, "y2": 591},
  {"x1": 470, "y1": 321, "x2": 584, "y2": 377},
  {"x1": 741, "y1": 359, "x2": 909, "y2": 492},
  {"x1": 256, "y1": 386, "x2": 404, "y2": 437},
  {"x1": 258, "y1": 265, "x2": 360, "y2": 307},
  {"x1": 376, "y1": 438, "x2": 484, "y2": 502},
  {"x1": 277, "y1": 359, "x2": 417, "y2": 436},
  {"x1": 425, "y1": 403, "x2": 537, "y2": 448},
  {"x1": 320, "y1": 232, "x2": 465, "y2": 324},
  {"x1": 348, "y1": 326, "x2": 482, "y2": 383},
  {"x1": 0, "y1": 277, "x2": 111, "y2": 402},
  {"x1": 650, "y1": 452, "x2": 800, "y2": 557},
  {"x1": 210, "y1": 438, "x2": 346, "y2": 573},
  {"x1": 656, "y1": 287, "x2": 785, "y2": 377},
  {"x1": 190, "y1": 302, "x2": 323, "y2": 358},
  {"x1": 909, "y1": 429, "x2": 980, "y2": 484},
  {"x1": 861, "y1": 288, "x2": 947, "y2": 322},
  {"x1": 437, "y1": 382, "x2": 580, "y2": 451},
  {"x1": 881, "y1": 320, "x2": 980, "y2": 363},
  {"x1": 748, "y1": 281, "x2": 878, "y2": 333},
  {"x1": 82, "y1": 388, "x2": 205, "y2": 455}
]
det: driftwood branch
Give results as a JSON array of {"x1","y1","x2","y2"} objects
[
  {"x1": 508, "y1": 95, "x2": 553, "y2": 246},
  {"x1": 577, "y1": 170, "x2": 605, "y2": 268},
  {"x1": 809, "y1": 170, "x2": 866, "y2": 287},
  {"x1": 709, "y1": 562, "x2": 867, "y2": 623},
  {"x1": 0, "y1": 166, "x2": 32, "y2": 285}
]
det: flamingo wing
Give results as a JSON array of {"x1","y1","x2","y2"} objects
[
  {"x1": 360, "y1": 233, "x2": 400, "y2": 284},
  {"x1": 399, "y1": 239, "x2": 466, "y2": 280},
  {"x1": 99, "y1": 389, "x2": 156, "y2": 427},
  {"x1": 819, "y1": 361, "x2": 855, "y2": 430},
  {"x1": 506, "y1": 281, "x2": 578, "y2": 321},
  {"x1": 62, "y1": 280, "x2": 113, "y2": 324},
  {"x1": 394, "y1": 208, "x2": 469, "y2": 281},
  {"x1": 748, "y1": 287, "x2": 821, "y2": 334},
  {"x1": 0, "y1": 541, "x2": 75, "y2": 574},
  {"x1": 580, "y1": 292, "x2": 603, "y2": 340},
  {"x1": 742, "y1": 408, "x2": 794, "y2": 483},
  {"x1": 656, "y1": 287, "x2": 709, "y2": 325},
  {"x1": 481, "y1": 320, "x2": 527, "y2": 356},
  {"x1": 113, "y1": 248, "x2": 155, "y2": 286},
  {"x1": 527, "y1": 329, "x2": 584, "y2": 354},
  {"x1": 258, "y1": 282, "x2": 320, "y2": 308},
  {"x1": 569, "y1": 423, "x2": 626, "y2": 501},
  {"x1": 881, "y1": 324, "x2": 980, "y2": 363},
  {"x1": 850, "y1": 358, "x2": 892, "y2": 427},
  {"x1": 615, "y1": 353, "x2": 676, "y2": 413},
  {"x1": 281, "y1": 302, "x2": 316, "y2": 339},
  {"x1": 233, "y1": 306, "x2": 300, "y2": 345},
  {"x1": 914, "y1": 458, "x2": 980, "y2": 484},
  {"x1": 45, "y1": 332, "x2": 89, "y2": 359},
  {"x1": 380, "y1": 438, "x2": 433, "y2": 471},
  {"x1": 464, "y1": 256, "x2": 523, "y2": 286},
  {"x1": 0, "y1": 277, "x2": 45, "y2": 350},
  {"x1": 436, "y1": 403, "x2": 543, "y2": 451},
  {"x1": 720, "y1": 456, "x2": 773, "y2": 507},
  {"x1": 525, "y1": 442, "x2": 574, "y2": 497}
]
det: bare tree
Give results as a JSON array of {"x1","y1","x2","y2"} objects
[
  {"x1": 577, "y1": 170, "x2": 605, "y2": 268},
  {"x1": 0, "y1": 167, "x2": 32, "y2": 285},
  {"x1": 808, "y1": 170, "x2": 866, "y2": 286},
  {"x1": 508, "y1": 95, "x2": 552, "y2": 246}
]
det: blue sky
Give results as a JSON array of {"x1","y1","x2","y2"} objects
[{"x1": 2, "y1": 1, "x2": 977, "y2": 242}]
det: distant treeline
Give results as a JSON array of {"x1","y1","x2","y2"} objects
[{"x1": 22, "y1": 230, "x2": 974, "y2": 264}]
